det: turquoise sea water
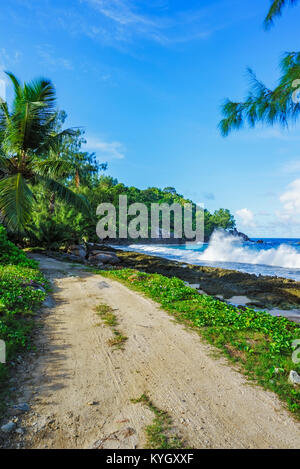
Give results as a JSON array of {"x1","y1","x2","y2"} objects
[{"x1": 117, "y1": 232, "x2": 300, "y2": 281}]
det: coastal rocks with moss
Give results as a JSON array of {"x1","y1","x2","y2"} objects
[
  {"x1": 116, "y1": 250, "x2": 300, "y2": 311},
  {"x1": 63, "y1": 244, "x2": 121, "y2": 267}
]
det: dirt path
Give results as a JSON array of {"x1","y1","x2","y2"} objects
[{"x1": 5, "y1": 255, "x2": 300, "y2": 449}]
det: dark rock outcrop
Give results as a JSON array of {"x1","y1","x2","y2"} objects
[{"x1": 228, "y1": 229, "x2": 250, "y2": 242}]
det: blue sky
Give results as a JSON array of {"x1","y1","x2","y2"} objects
[{"x1": 1, "y1": 0, "x2": 300, "y2": 237}]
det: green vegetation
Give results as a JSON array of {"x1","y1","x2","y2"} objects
[
  {"x1": 0, "y1": 225, "x2": 37, "y2": 268},
  {"x1": 95, "y1": 303, "x2": 128, "y2": 349},
  {"x1": 220, "y1": 1, "x2": 300, "y2": 135},
  {"x1": 101, "y1": 268, "x2": 300, "y2": 417},
  {"x1": 0, "y1": 73, "x2": 90, "y2": 232},
  {"x1": 0, "y1": 71, "x2": 235, "y2": 244},
  {"x1": 131, "y1": 393, "x2": 183, "y2": 449},
  {"x1": 0, "y1": 225, "x2": 47, "y2": 413},
  {"x1": 24, "y1": 175, "x2": 235, "y2": 246},
  {"x1": 264, "y1": 0, "x2": 299, "y2": 29}
]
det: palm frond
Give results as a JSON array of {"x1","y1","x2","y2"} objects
[
  {"x1": 0, "y1": 156, "x2": 16, "y2": 176},
  {"x1": 32, "y1": 158, "x2": 80, "y2": 179},
  {"x1": 0, "y1": 173, "x2": 34, "y2": 231},
  {"x1": 24, "y1": 77, "x2": 56, "y2": 109},
  {"x1": 36, "y1": 128, "x2": 78, "y2": 155},
  {"x1": 264, "y1": 0, "x2": 299, "y2": 29},
  {"x1": 219, "y1": 52, "x2": 300, "y2": 135},
  {"x1": 37, "y1": 175, "x2": 91, "y2": 214},
  {"x1": 5, "y1": 72, "x2": 22, "y2": 100},
  {"x1": 3, "y1": 72, "x2": 58, "y2": 154}
]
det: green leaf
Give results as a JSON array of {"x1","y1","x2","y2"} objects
[
  {"x1": 264, "y1": 0, "x2": 299, "y2": 29},
  {"x1": 36, "y1": 175, "x2": 91, "y2": 214},
  {"x1": 0, "y1": 174, "x2": 34, "y2": 232}
]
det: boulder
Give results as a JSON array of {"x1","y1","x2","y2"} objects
[
  {"x1": 90, "y1": 250, "x2": 118, "y2": 257},
  {"x1": 1, "y1": 421, "x2": 16, "y2": 433},
  {"x1": 289, "y1": 370, "x2": 300, "y2": 385},
  {"x1": 87, "y1": 243, "x2": 118, "y2": 253},
  {"x1": 89, "y1": 252, "x2": 120, "y2": 265},
  {"x1": 68, "y1": 245, "x2": 87, "y2": 259},
  {"x1": 228, "y1": 228, "x2": 250, "y2": 242},
  {"x1": 13, "y1": 403, "x2": 30, "y2": 413},
  {"x1": 43, "y1": 296, "x2": 54, "y2": 308}
]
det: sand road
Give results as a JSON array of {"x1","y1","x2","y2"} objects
[{"x1": 5, "y1": 255, "x2": 300, "y2": 449}]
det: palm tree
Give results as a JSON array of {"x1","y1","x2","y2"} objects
[
  {"x1": 219, "y1": 1, "x2": 300, "y2": 136},
  {"x1": 0, "y1": 72, "x2": 89, "y2": 231},
  {"x1": 219, "y1": 54, "x2": 300, "y2": 136},
  {"x1": 265, "y1": 0, "x2": 299, "y2": 29}
]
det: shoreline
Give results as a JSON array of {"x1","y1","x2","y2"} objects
[
  {"x1": 112, "y1": 239, "x2": 300, "y2": 282},
  {"x1": 30, "y1": 246, "x2": 300, "y2": 320},
  {"x1": 115, "y1": 249, "x2": 300, "y2": 317}
]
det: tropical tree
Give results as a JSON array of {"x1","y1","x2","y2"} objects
[
  {"x1": 0, "y1": 72, "x2": 89, "y2": 231},
  {"x1": 264, "y1": 0, "x2": 299, "y2": 28},
  {"x1": 219, "y1": 1, "x2": 300, "y2": 136}
]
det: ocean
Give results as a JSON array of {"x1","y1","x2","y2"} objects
[{"x1": 116, "y1": 231, "x2": 300, "y2": 282}]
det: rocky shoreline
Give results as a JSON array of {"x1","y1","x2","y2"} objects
[
  {"x1": 116, "y1": 250, "x2": 300, "y2": 312},
  {"x1": 34, "y1": 243, "x2": 300, "y2": 312}
]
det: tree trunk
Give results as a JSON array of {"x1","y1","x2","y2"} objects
[{"x1": 49, "y1": 192, "x2": 56, "y2": 215}]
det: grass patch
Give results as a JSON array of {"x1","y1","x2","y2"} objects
[
  {"x1": 131, "y1": 394, "x2": 184, "y2": 449},
  {"x1": 95, "y1": 304, "x2": 118, "y2": 327},
  {"x1": 0, "y1": 226, "x2": 49, "y2": 418},
  {"x1": 99, "y1": 268, "x2": 300, "y2": 418},
  {"x1": 95, "y1": 303, "x2": 127, "y2": 349}
]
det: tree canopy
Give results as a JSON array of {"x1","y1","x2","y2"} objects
[
  {"x1": 219, "y1": 1, "x2": 300, "y2": 136},
  {"x1": 0, "y1": 73, "x2": 90, "y2": 231},
  {"x1": 264, "y1": 0, "x2": 300, "y2": 29}
]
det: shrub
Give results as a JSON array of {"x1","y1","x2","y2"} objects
[
  {"x1": 0, "y1": 226, "x2": 37, "y2": 268},
  {"x1": 0, "y1": 227, "x2": 47, "y2": 409}
]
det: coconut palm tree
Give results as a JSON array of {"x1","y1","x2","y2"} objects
[{"x1": 0, "y1": 72, "x2": 89, "y2": 232}]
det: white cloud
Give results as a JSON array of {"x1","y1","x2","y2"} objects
[
  {"x1": 79, "y1": 0, "x2": 235, "y2": 45},
  {"x1": 85, "y1": 0, "x2": 156, "y2": 27},
  {"x1": 236, "y1": 208, "x2": 256, "y2": 227},
  {"x1": 231, "y1": 125, "x2": 300, "y2": 143},
  {"x1": 85, "y1": 137, "x2": 125, "y2": 160},
  {"x1": 36, "y1": 45, "x2": 73, "y2": 71},
  {"x1": 279, "y1": 178, "x2": 300, "y2": 222},
  {"x1": 282, "y1": 160, "x2": 300, "y2": 174}
]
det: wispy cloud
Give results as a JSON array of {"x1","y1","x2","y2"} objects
[
  {"x1": 281, "y1": 159, "x2": 300, "y2": 174},
  {"x1": 36, "y1": 45, "x2": 73, "y2": 71},
  {"x1": 3, "y1": 0, "x2": 252, "y2": 51},
  {"x1": 84, "y1": 136, "x2": 126, "y2": 160},
  {"x1": 73, "y1": 0, "x2": 241, "y2": 46},
  {"x1": 231, "y1": 126, "x2": 300, "y2": 143},
  {"x1": 278, "y1": 178, "x2": 300, "y2": 223},
  {"x1": 0, "y1": 47, "x2": 22, "y2": 71},
  {"x1": 0, "y1": 48, "x2": 22, "y2": 97}
]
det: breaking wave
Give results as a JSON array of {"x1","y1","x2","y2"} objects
[
  {"x1": 197, "y1": 231, "x2": 300, "y2": 269},
  {"x1": 117, "y1": 231, "x2": 300, "y2": 280}
]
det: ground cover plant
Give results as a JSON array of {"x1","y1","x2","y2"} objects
[
  {"x1": 95, "y1": 303, "x2": 128, "y2": 349},
  {"x1": 0, "y1": 226, "x2": 48, "y2": 415},
  {"x1": 100, "y1": 268, "x2": 300, "y2": 418},
  {"x1": 131, "y1": 394, "x2": 184, "y2": 449}
]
